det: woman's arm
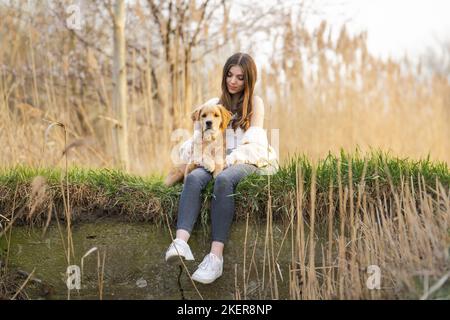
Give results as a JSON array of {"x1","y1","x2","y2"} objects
[
  {"x1": 223, "y1": 99, "x2": 279, "y2": 173},
  {"x1": 224, "y1": 96, "x2": 273, "y2": 168},
  {"x1": 250, "y1": 95, "x2": 265, "y2": 128}
]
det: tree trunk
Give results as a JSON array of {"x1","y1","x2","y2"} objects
[
  {"x1": 184, "y1": 47, "x2": 192, "y2": 128},
  {"x1": 112, "y1": 0, "x2": 129, "y2": 171}
]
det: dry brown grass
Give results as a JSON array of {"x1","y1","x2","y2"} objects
[
  {"x1": 234, "y1": 162, "x2": 449, "y2": 300},
  {"x1": 0, "y1": 3, "x2": 448, "y2": 176}
]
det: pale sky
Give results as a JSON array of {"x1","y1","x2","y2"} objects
[
  {"x1": 239, "y1": 0, "x2": 450, "y2": 69},
  {"x1": 307, "y1": 0, "x2": 450, "y2": 60}
]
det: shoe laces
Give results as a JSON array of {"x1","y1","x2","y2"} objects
[
  {"x1": 167, "y1": 239, "x2": 184, "y2": 252},
  {"x1": 198, "y1": 253, "x2": 221, "y2": 271}
]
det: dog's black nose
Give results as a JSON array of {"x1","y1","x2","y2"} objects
[{"x1": 205, "y1": 121, "x2": 212, "y2": 127}]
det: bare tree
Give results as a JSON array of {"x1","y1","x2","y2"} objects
[{"x1": 147, "y1": 0, "x2": 222, "y2": 130}]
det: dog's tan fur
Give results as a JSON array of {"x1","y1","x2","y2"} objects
[{"x1": 164, "y1": 104, "x2": 232, "y2": 186}]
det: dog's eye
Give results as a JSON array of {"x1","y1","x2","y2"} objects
[
  {"x1": 201, "y1": 114, "x2": 206, "y2": 118},
  {"x1": 214, "y1": 113, "x2": 220, "y2": 117}
]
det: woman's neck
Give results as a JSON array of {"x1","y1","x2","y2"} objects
[{"x1": 230, "y1": 94, "x2": 240, "y2": 111}]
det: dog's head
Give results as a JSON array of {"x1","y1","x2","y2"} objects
[{"x1": 191, "y1": 104, "x2": 232, "y2": 141}]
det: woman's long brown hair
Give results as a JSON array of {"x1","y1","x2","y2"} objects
[{"x1": 219, "y1": 53, "x2": 257, "y2": 131}]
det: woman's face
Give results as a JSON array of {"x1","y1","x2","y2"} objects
[{"x1": 226, "y1": 65, "x2": 244, "y2": 95}]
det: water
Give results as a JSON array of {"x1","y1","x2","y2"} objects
[{"x1": 1, "y1": 219, "x2": 294, "y2": 300}]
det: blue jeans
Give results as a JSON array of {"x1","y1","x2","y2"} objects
[{"x1": 176, "y1": 163, "x2": 258, "y2": 244}]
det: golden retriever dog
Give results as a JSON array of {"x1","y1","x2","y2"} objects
[{"x1": 164, "y1": 104, "x2": 232, "y2": 186}]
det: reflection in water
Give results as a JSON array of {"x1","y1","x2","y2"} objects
[{"x1": 1, "y1": 219, "x2": 301, "y2": 300}]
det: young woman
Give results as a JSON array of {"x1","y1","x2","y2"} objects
[{"x1": 165, "y1": 52, "x2": 277, "y2": 284}]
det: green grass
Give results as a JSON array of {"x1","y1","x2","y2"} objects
[{"x1": 0, "y1": 148, "x2": 448, "y2": 226}]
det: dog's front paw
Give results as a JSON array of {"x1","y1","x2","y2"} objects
[
  {"x1": 202, "y1": 159, "x2": 216, "y2": 173},
  {"x1": 212, "y1": 162, "x2": 224, "y2": 178}
]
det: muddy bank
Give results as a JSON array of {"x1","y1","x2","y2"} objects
[{"x1": 1, "y1": 219, "x2": 293, "y2": 300}]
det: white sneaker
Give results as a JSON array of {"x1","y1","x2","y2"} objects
[
  {"x1": 191, "y1": 253, "x2": 223, "y2": 284},
  {"x1": 165, "y1": 238, "x2": 195, "y2": 264}
]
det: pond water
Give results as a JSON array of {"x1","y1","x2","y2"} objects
[{"x1": 1, "y1": 218, "x2": 299, "y2": 300}]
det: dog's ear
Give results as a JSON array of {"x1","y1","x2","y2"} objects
[
  {"x1": 191, "y1": 105, "x2": 202, "y2": 122},
  {"x1": 218, "y1": 105, "x2": 232, "y2": 131}
]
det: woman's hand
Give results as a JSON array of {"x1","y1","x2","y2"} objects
[{"x1": 225, "y1": 152, "x2": 248, "y2": 167}]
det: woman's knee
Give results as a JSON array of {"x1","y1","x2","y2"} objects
[
  {"x1": 214, "y1": 173, "x2": 233, "y2": 192},
  {"x1": 184, "y1": 171, "x2": 207, "y2": 189}
]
